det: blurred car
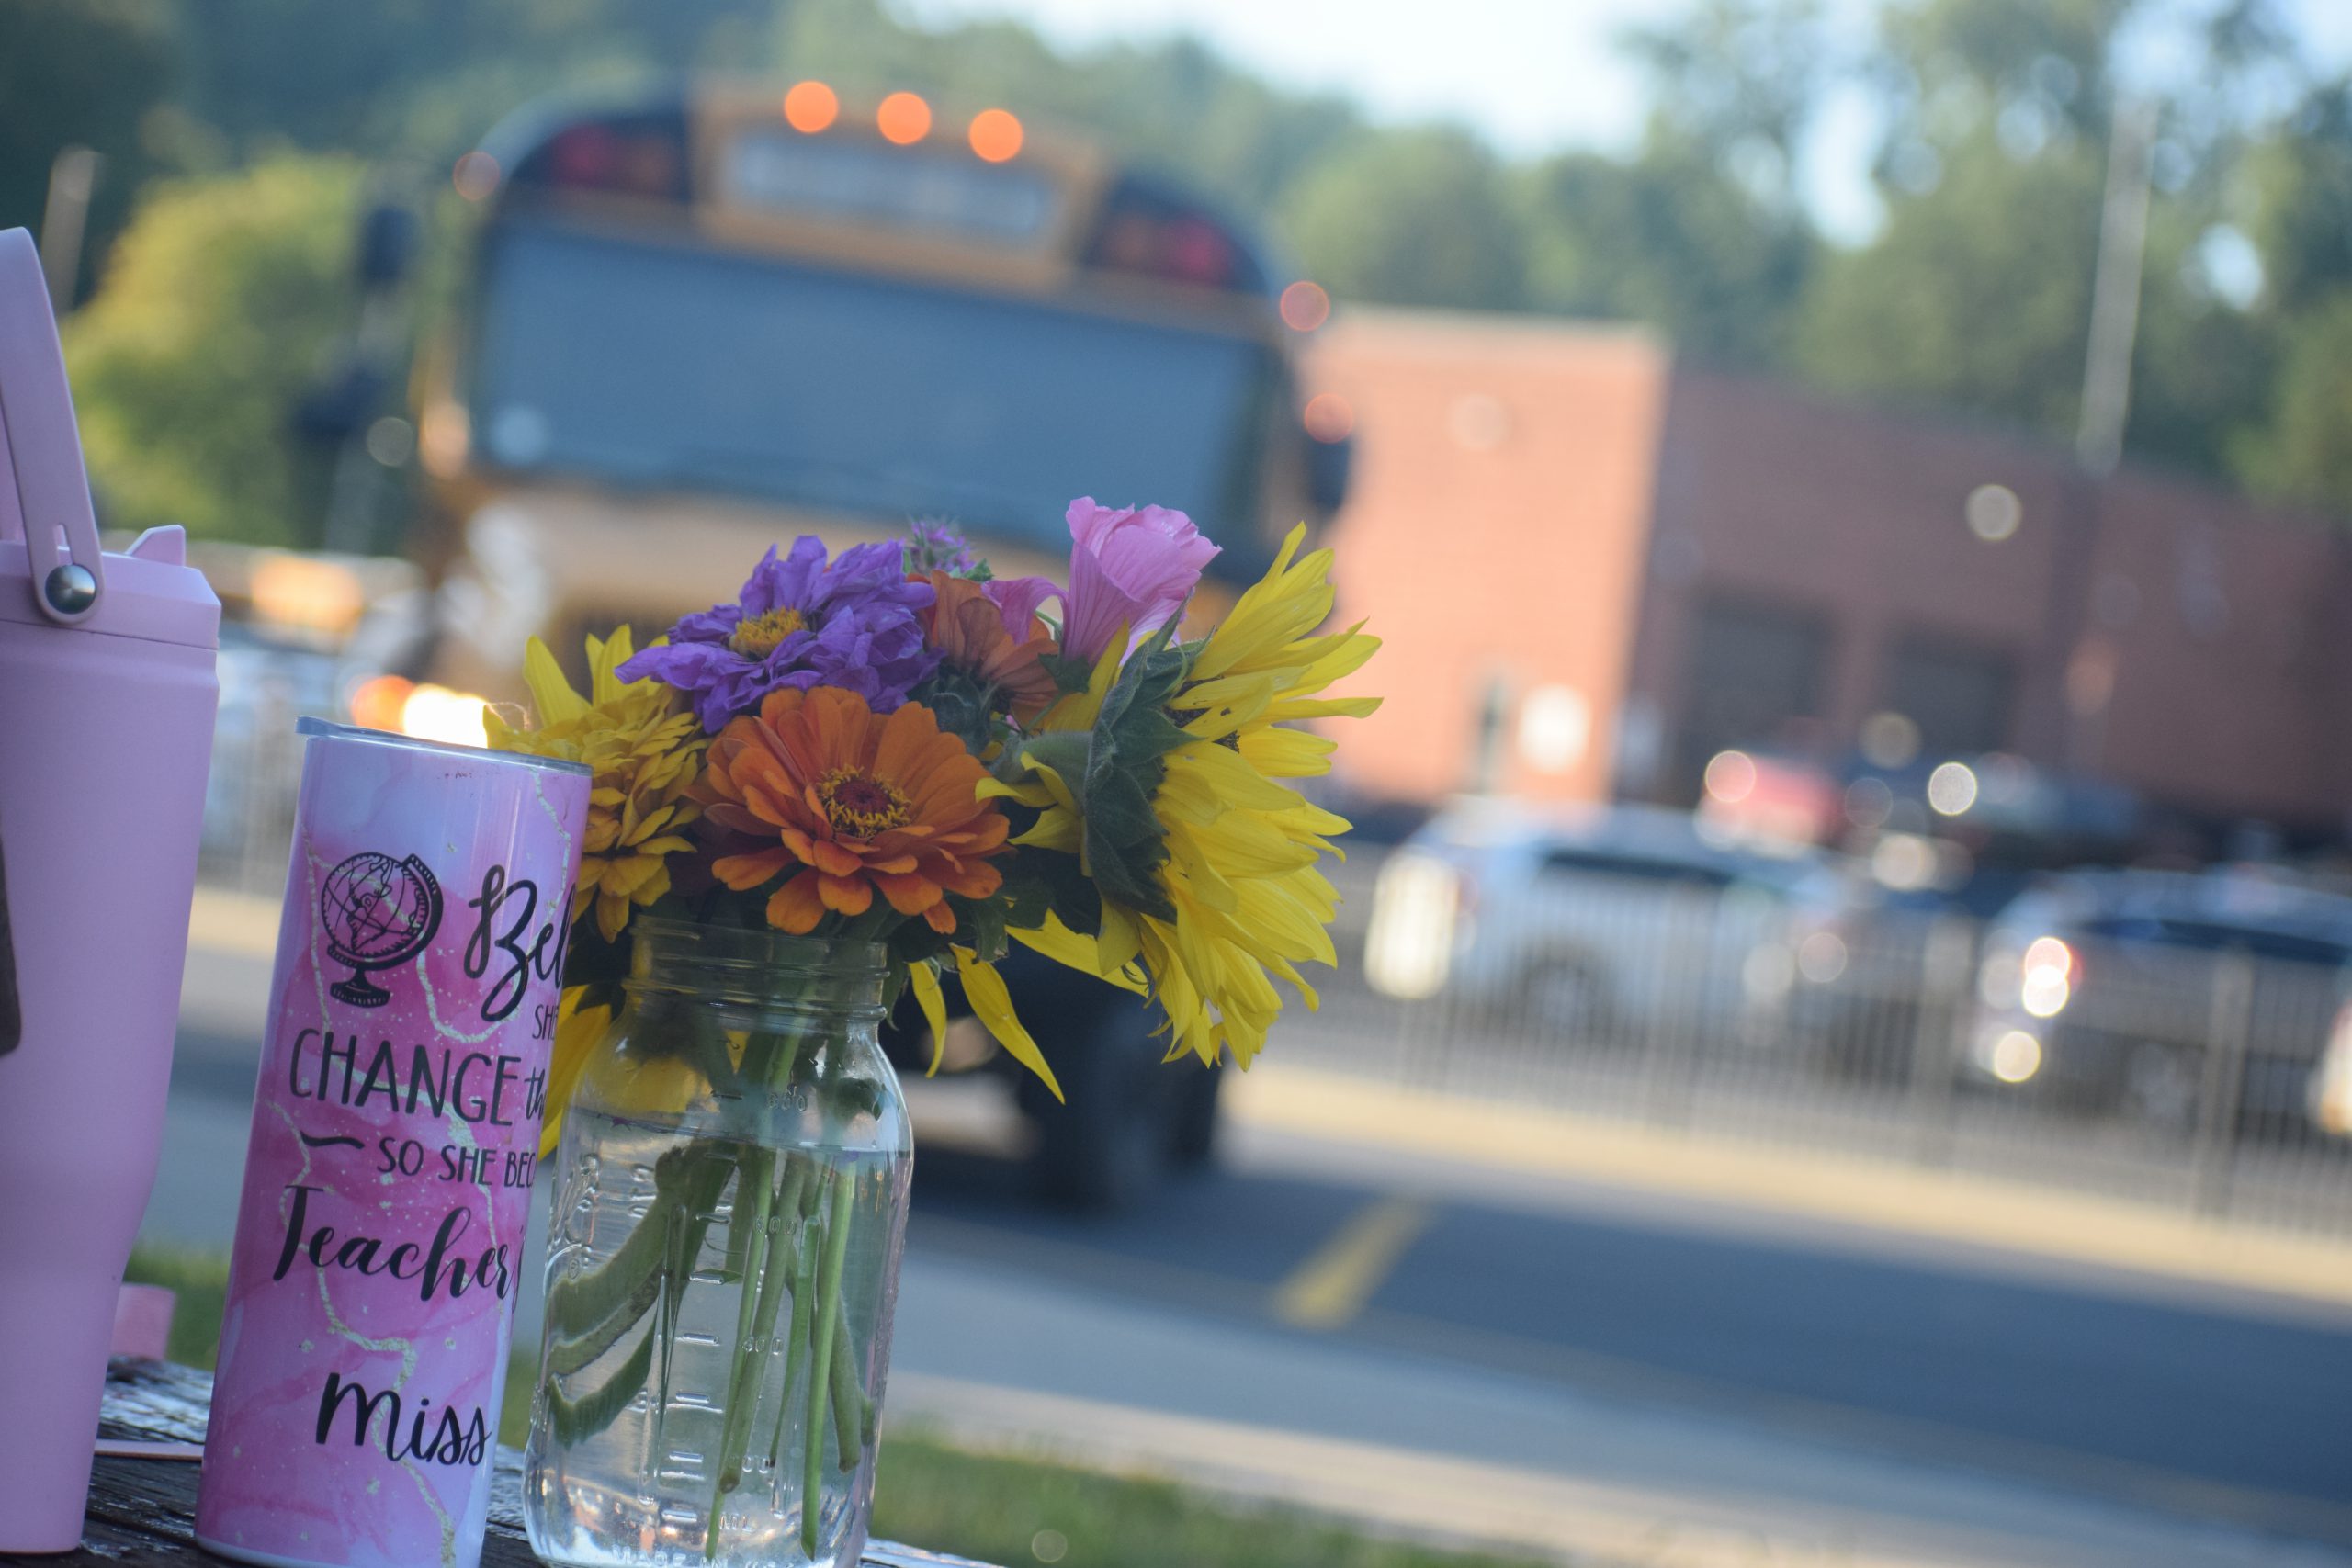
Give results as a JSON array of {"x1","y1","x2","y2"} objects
[
  {"x1": 1777, "y1": 856, "x2": 2037, "y2": 1088},
  {"x1": 1363, "y1": 797, "x2": 1838, "y2": 1047},
  {"x1": 878, "y1": 945, "x2": 1219, "y2": 1211},
  {"x1": 1964, "y1": 870, "x2": 2352, "y2": 1138},
  {"x1": 2307, "y1": 999, "x2": 2352, "y2": 1138}
]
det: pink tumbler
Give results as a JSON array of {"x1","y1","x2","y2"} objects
[{"x1": 0, "y1": 225, "x2": 221, "y2": 1551}]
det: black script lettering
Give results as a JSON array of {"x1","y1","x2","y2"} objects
[
  {"x1": 315, "y1": 1372, "x2": 400, "y2": 1448},
  {"x1": 272, "y1": 1184, "x2": 322, "y2": 1282},
  {"x1": 273, "y1": 1189, "x2": 508, "y2": 1303},
  {"x1": 464, "y1": 865, "x2": 558, "y2": 1024},
  {"x1": 313, "y1": 1376, "x2": 490, "y2": 1467}
]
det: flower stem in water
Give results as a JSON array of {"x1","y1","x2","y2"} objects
[{"x1": 800, "y1": 1168, "x2": 856, "y2": 1555}]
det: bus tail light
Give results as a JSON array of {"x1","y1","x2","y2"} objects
[
  {"x1": 1083, "y1": 176, "x2": 1264, "y2": 294},
  {"x1": 506, "y1": 107, "x2": 689, "y2": 202}
]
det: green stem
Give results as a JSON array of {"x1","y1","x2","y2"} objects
[
  {"x1": 827, "y1": 1307, "x2": 869, "y2": 1472},
  {"x1": 545, "y1": 1147, "x2": 732, "y2": 1381},
  {"x1": 704, "y1": 1149, "x2": 774, "y2": 1555},
  {"x1": 767, "y1": 1207, "x2": 822, "y2": 1473},
  {"x1": 724, "y1": 1158, "x2": 808, "y2": 1490},
  {"x1": 800, "y1": 1170, "x2": 856, "y2": 1555},
  {"x1": 545, "y1": 1322, "x2": 654, "y2": 1446},
  {"x1": 546, "y1": 1143, "x2": 725, "y2": 1342}
]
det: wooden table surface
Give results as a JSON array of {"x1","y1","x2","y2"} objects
[{"x1": 1, "y1": 1359, "x2": 995, "y2": 1568}]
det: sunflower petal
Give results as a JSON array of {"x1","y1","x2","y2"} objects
[
  {"x1": 909, "y1": 962, "x2": 950, "y2": 1077},
  {"x1": 954, "y1": 947, "x2": 1062, "y2": 1101},
  {"x1": 524, "y1": 636, "x2": 589, "y2": 726}
]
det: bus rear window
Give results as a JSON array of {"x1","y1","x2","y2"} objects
[{"x1": 467, "y1": 220, "x2": 1273, "y2": 558}]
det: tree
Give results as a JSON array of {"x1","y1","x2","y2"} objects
[
  {"x1": 1278, "y1": 128, "x2": 1528, "y2": 311},
  {"x1": 1618, "y1": 0, "x2": 1836, "y2": 219},
  {"x1": 63, "y1": 156, "x2": 363, "y2": 547},
  {"x1": 1521, "y1": 137, "x2": 1815, "y2": 367},
  {"x1": 1798, "y1": 128, "x2": 2103, "y2": 437},
  {"x1": 0, "y1": 0, "x2": 173, "y2": 299},
  {"x1": 2233, "y1": 289, "x2": 2352, "y2": 515}
]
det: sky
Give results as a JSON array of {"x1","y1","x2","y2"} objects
[{"x1": 899, "y1": 0, "x2": 2352, "y2": 244}]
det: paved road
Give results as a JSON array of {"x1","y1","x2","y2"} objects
[
  {"x1": 897, "y1": 1117, "x2": 2352, "y2": 1542},
  {"x1": 154, "y1": 939, "x2": 2352, "y2": 1558}
]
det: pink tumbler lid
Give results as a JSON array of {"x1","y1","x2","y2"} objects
[{"x1": 0, "y1": 226, "x2": 218, "y2": 651}]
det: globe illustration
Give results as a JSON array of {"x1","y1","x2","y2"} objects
[{"x1": 321, "y1": 852, "x2": 444, "y2": 1009}]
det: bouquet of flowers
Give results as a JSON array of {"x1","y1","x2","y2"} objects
[{"x1": 491, "y1": 500, "x2": 1374, "y2": 1555}]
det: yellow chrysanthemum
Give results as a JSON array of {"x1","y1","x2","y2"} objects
[
  {"x1": 485, "y1": 627, "x2": 706, "y2": 942},
  {"x1": 997, "y1": 525, "x2": 1379, "y2": 1068}
]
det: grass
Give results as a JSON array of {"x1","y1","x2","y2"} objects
[
  {"x1": 121, "y1": 1249, "x2": 1544, "y2": 1568},
  {"x1": 871, "y1": 1433, "x2": 1548, "y2": 1568},
  {"x1": 123, "y1": 1244, "x2": 231, "y2": 1370}
]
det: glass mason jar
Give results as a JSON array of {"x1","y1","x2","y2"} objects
[{"x1": 524, "y1": 917, "x2": 913, "y2": 1568}]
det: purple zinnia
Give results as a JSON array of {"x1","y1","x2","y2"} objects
[{"x1": 620, "y1": 537, "x2": 939, "y2": 732}]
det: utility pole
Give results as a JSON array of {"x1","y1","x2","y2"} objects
[{"x1": 2075, "y1": 97, "x2": 2157, "y2": 477}]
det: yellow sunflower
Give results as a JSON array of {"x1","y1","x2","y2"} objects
[
  {"x1": 993, "y1": 525, "x2": 1379, "y2": 1068},
  {"x1": 484, "y1": 627, "x2": 706, "y2": 942}
]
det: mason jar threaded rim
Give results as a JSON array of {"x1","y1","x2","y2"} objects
[{"x1": 623, "y1": 915, "x2": 890, "y2": 1016}]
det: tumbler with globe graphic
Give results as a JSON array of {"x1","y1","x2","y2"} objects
[{"x1": 197, "y1": 719, "x2": 589, "y2": 1568}]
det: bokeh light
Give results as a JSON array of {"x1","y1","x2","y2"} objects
[
  {"x1": 877, "y1": 91, "x2": 932, "y2": 144},
  {"x1": 1966, "y1": 482, "x2": 2022, "y2": 542},
  {"x1": 451, "y1": 151, "x2": 501, "y2": 202},
  {"x1": 1990, "y1": 1030, "x2": 2043, "y2": 1084},
  {"x1": 1704, "y1": 749, "x2": 1758, "y2": 805},
  {"x1": 1303, "y1": 391, "x2": 1354, "y2": 443},
  {"x1": 968, "y1": 108, "x2": 1023, "y2": 162},
  {"x1": 784, "y1": 80, "x2": 839, "y2": 134},
  {"x1": 1280, "y1": 279, "x2": 1331, "y2": 332},
  {"x1": 1859, "y1": 710, "x2": 1920, "y2": 770},
  {"x1": 1927, "y1": 760, "x2": 1980, "y2": 816}
]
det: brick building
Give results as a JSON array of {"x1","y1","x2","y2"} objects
[{"x1": 1309, "y1": 309, "x2": 2352, "y2": 842}]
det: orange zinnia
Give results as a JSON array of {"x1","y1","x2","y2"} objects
[
  {"x1": 695, "y1": 686, "x2": 1009, "y2": 934},
  {"x1": 919, "y1": 570, "x2": 1061, "y2": 721}
]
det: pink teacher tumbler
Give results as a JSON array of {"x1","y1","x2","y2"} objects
[
  {"x1": 0, "y1": 226, "x2": 221, "y2": 1552},
  {"x1": 196, "y1": 720, "x2": 588, "y2": 1568}
]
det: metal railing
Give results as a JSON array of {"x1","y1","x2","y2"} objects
[{"x1": 1296, "y1": 851, "x2": 2352, "y2": 1238}]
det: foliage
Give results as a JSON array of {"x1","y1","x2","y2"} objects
[
  {"x1": 18, "y1": 0, "x2": 2352, "y2": 530},
  {"x1": 1522, "y1": 138, "x2": 1814, "y2": 368},
  {"x1": 1282, "y1": 129, "x2": 1528, "y2": 312},
  {"x1": 1799, "y1": 128, "x2": 2105, "y2": 438},
  {"x1": 62, "y1": 155, "x2": 362, "y2": 547},
  {"x1": 2232, "y1": 288, "x2": 2352, "y2": 515},
  {"x1": 0, "y1": 0, "x2": 174, "y2": 302}
]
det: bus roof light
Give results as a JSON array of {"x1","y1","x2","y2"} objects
[
  {"x1": 784, "y1": 80, "x2": 839, "y2": 134},
  {"x1": 968, "y1": 108, "x2": 1023, "y2": 163},
  {"x1": 877, "y1": 92, "x2": 932, "y2": 145}
]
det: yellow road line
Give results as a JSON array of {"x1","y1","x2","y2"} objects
[
  {"x1": 1272, "y1": 1194, "x2": 1433, "y2": 1329},
  {"x1": 1231, "y1": 1062, "x2": 2352, "y2": 1314}
]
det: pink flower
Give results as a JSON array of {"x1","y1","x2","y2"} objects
[{"x1": 1059, "y1": 498, "x2": 1220, "y2": 663}]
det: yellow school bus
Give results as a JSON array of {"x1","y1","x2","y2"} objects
[
  {"x1": 390, "y1": 79, "x2": 1349, "y2": 1203},
  {"x1": 409, "y1": 78, "x2": 1347, "y2": 703}
]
